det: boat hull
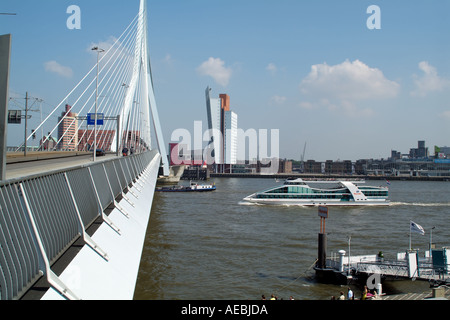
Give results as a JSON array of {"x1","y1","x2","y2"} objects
[
  {"x1": 156, "y1": 186, "x2": 216, "y2": 192},
  {"x1": 242, "y1": 195, "x2": 390, "y2": 206}
]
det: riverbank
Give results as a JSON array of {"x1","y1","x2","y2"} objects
[{"x1": 211, "y1": 173, "x2": 450, "y2": 181}]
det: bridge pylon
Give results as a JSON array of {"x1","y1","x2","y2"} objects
[{"x1": 114, "y1": 0, "x2": 169, "y2": 176}]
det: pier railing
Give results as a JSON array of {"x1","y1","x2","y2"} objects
[
  {"x1": 356, "y1": 261, "x2": 410, "y2": 278},
  {"x1": 327, "y1": 254, "x2": 449, "y2": 283},
  {"x1": 0, "y1": 150, "x2": 158, "y2": 300}
]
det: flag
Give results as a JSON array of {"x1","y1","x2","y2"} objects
[
  {"x1": 410, "y1": 221, "x2": 425, "y2": 235},
  {"x1": 386, "y1": 179, "x2": 390, "y2": 185}
]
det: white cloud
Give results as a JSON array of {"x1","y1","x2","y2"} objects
[
  {"x1": 441, "y1": 110, "x2": 450, "y2": 119},
  {"x1": 270, "y1": 95, "x2": 286, "y2": 105},
  {"x1": 298, "y1": 101, "x2": 314, "y2": 109},
  {"x1": 87, "y1": 36, "x2": 119, "y2": 55},
  {"x1": 197, "y1": 57, "x2": 232, "y2": 87},
  {"x1": 299, "y1": 59, "x2": 399, "y2": 115},
  {"x1": 163, "y1": 54, "x2": 174, "y2": 66},
  {"x1": 266, "y1": 63, "x2": 277, "y2": 75},
  {"x1": 44, "y1": 61, "x2": 73, "y2": 78},
  {"x1": 411, "y1": 61, "x2": 450, "y2": 97}
]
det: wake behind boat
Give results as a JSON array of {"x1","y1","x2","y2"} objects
[
  {"x1": 243, "y1": 178, "x2": 389, "y2": 206},
  {"x1": 156, "y1": 181, "x2": 216, "y2": 192}
]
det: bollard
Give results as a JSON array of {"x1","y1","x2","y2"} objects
[
  {"x1": 433, "y1": 287, "x2": 445, "y2": 299},
  {"x1": 376, "y1": 282, "x2": 382, "y2": 295},
  {"x1": 338, "y1": 250, "x2": 346, "y2": 272},
  {"x1": 317, "y1": 233, "x2": 327, "y2": 269}
]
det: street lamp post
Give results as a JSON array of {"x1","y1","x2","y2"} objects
[
  {"x1": 430, "y1": 226, "x2": 436, "y2": 259},
  {"x1": 348, "y1": 235, "x2": 351, "y2": 276},
  {"x1": 92, "y1": 46, "x2": 104, "y2": 161}
]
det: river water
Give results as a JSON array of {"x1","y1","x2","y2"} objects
[{"x1": 134, "y1": 178, "x2": 450, "y2": 300}]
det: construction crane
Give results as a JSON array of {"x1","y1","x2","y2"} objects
[{"x1": 300, "y1": 142, "x2": 307, "y2": 173}]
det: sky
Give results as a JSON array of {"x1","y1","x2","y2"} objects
[{"x1": 2, "y1": 0, "x2": 450, "y2": 161}]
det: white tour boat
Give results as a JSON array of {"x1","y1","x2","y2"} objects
[{"x1": 243, "y1": 178, "x2": 389, "y2": 206}]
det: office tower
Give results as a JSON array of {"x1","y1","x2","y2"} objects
[
  {"x1": 57, "y1": 104, "x2": 78, "y2": 151},
  {"x1": 409, "y1": 140, "x2": 428, "y2": 159},
  {"x1": 205, "y1": 87, "x2": 238, "y2": 172},
  {"x1": 206, "y1": 87, "x2": 222, "y2": 164},
  {"x1": 224, "y1": 109, "x2": 237, "y2": 165}
]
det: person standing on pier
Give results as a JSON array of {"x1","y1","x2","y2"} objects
[{"x1": 347, "y1": 287, "x2": 354, "y2": 300}]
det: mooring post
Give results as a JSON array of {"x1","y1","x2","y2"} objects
[{"x1": 317, "y1": 206, "x2": 328, "y2": 269}]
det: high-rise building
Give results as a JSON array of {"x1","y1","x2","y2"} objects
[
  {"x1": 409, "y1": 140, "x2": 428, "y2": 159},
  {"x1": 224, "y1": 109, "x2": 237, "y2": 165},
  {"x1": 205, "y1": 88, "x2": 222, "y2": 164},
  {"x1": 57, "y1": 104, "x2": 78, "y2": 151},
  {"x1": 205, "y1": 87, "x2": 238, "y2": 172}
]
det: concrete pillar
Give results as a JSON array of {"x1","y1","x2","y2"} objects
[
  {"x1": 0, "y1": 34, "x2": 12, "y2": 181},
  {"x1": 376, "y1": 282, "x2": 383, "y2": 295},
  {"x1": 338, "y1": 250, "x2": 346, "y2": 272}
]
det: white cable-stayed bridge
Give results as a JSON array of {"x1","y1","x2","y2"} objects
[
  {"x1": 0, "y1": 0, "x2": 169, "y2": 300},
  {"x1": 15, "y1": 0, "x2": 168, "y2": 174}
]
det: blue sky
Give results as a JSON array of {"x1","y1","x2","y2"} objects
[{"x1": 2, "y1": 0, "x2": 450, "y2": 161}]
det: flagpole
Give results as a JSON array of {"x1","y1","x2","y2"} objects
[{"x1": 409, "y1": 221, "x2": 412, "y2": 251}]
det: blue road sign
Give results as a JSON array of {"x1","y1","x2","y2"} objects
[{"x1": 87, "y1": 113, "x2": 104, "y2": 125}]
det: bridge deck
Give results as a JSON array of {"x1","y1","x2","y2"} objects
[
  {"x1": 5, "y1": 152, "x2": 117, "y2": 181},
  {"x1": 6, "y1": 151, "x2": 91, "y2": 163}
]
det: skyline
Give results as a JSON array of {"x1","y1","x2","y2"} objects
[{"x1": 2, "y1": 1, "x2": 450, "y2": 161}]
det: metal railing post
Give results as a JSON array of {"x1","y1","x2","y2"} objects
[{"x1": 18, "y1": 183, "x2": 80, "y2": 300}]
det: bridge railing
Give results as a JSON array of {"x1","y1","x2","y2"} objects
[{"x1": 0, "y1": 150, "x2": 159, "y2": 300}]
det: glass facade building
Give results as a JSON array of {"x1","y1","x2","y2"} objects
[{"x1": 205, "y1": 87, "x2": 238, "y2": 171}]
